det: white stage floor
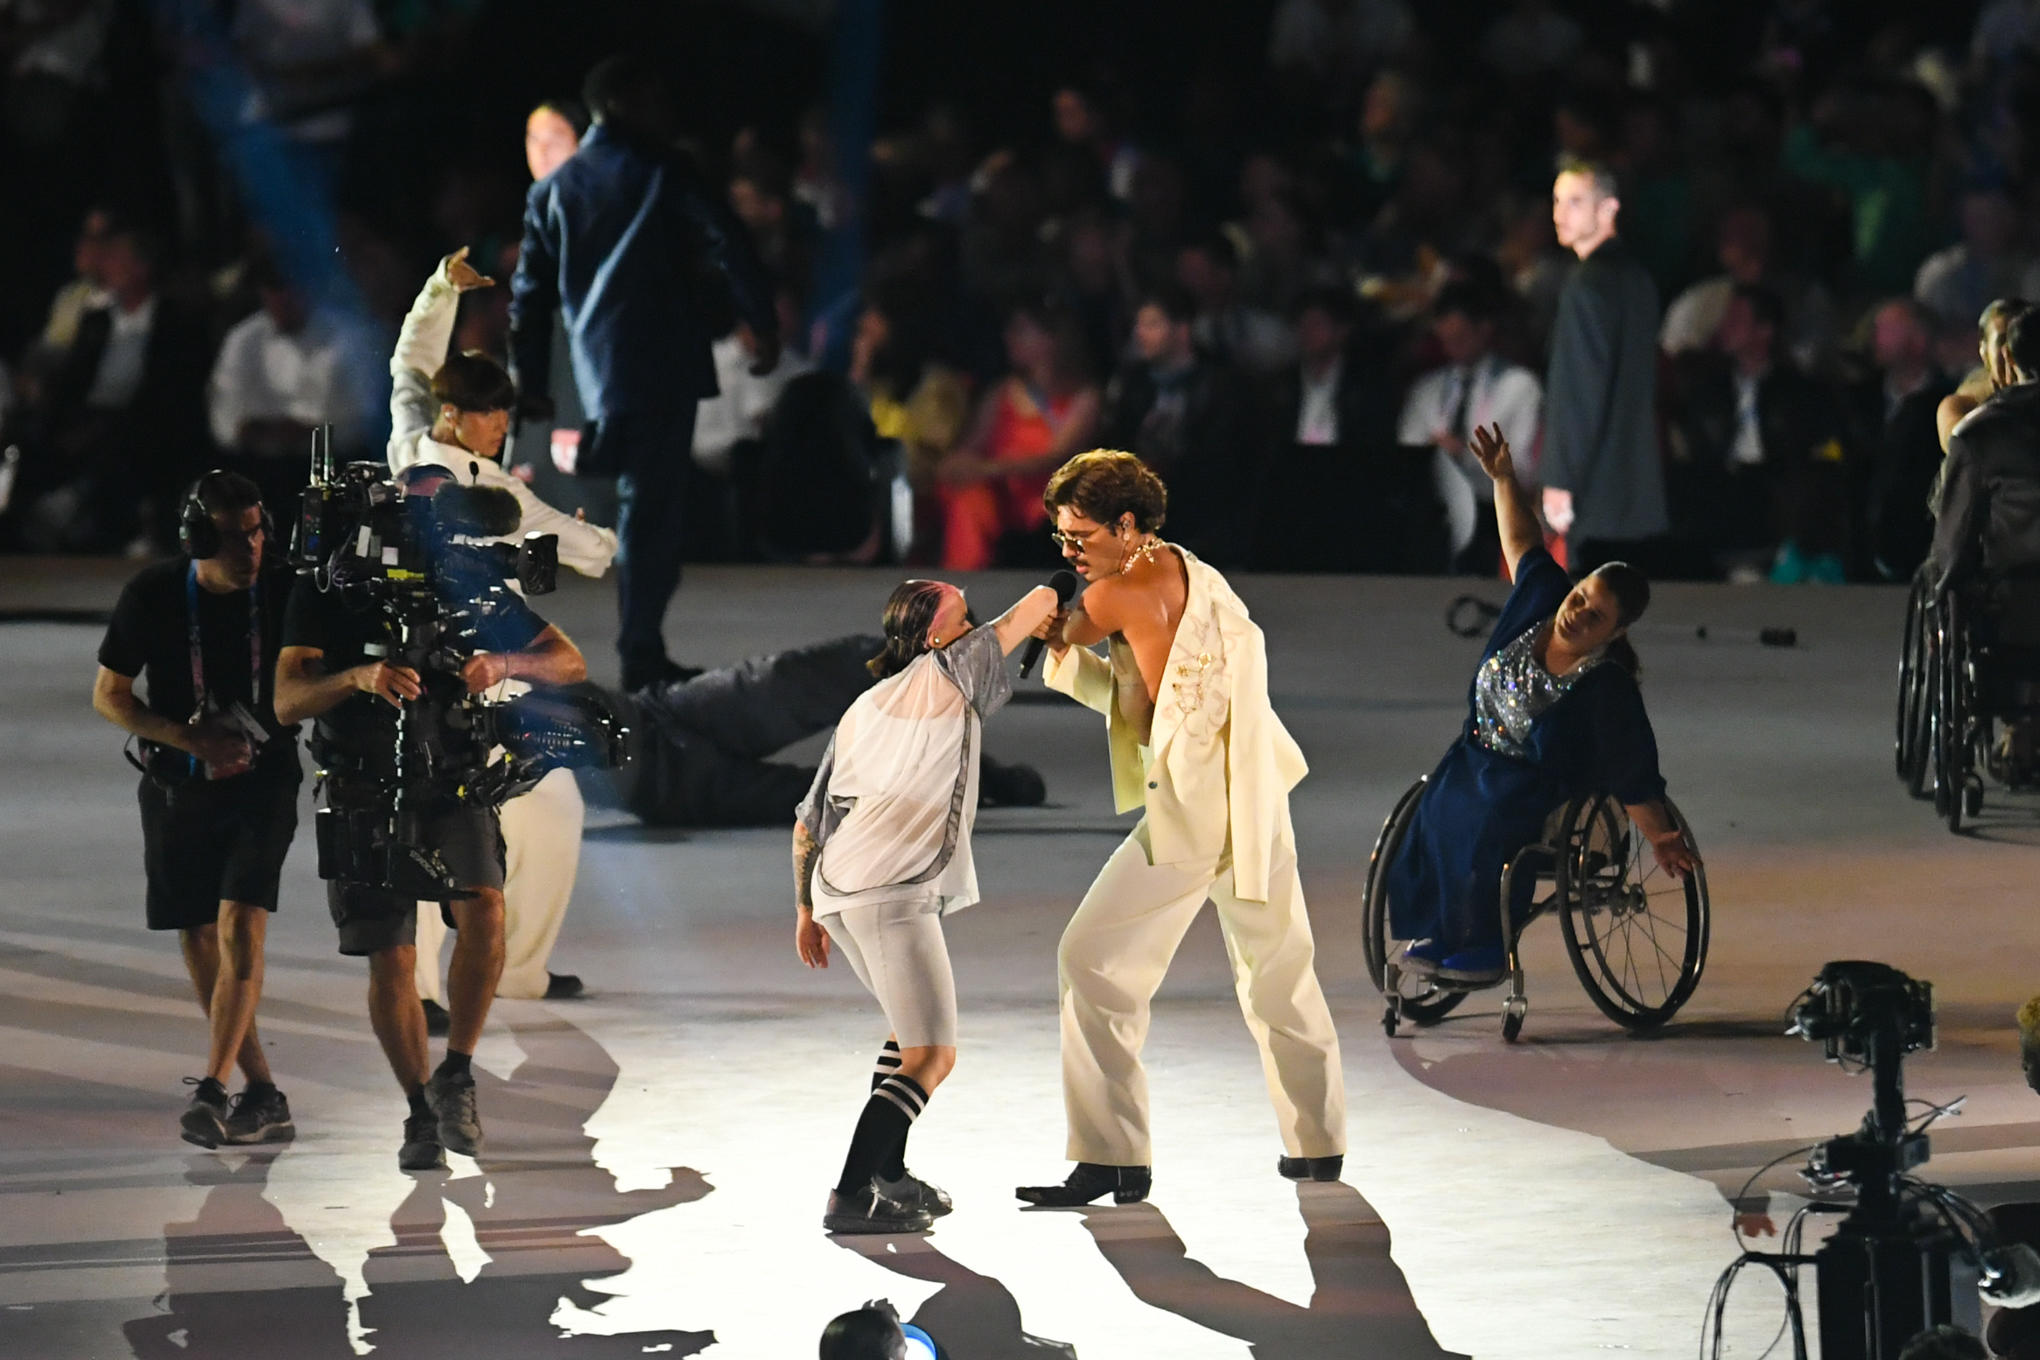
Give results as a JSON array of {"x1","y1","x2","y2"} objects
[{"x1": 4, "y1": 561, "x2": 2036, "y2": 1359}]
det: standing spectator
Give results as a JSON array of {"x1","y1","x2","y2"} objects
[
  {"x1": 1856, "y1": 297, "x2": 1957, "y2": 579},
  {"x1": 1398, "y1": 282, "x2": 1543, "y2": 573},
  {"x1": 1913, "y1": 187, "x2": 2040, "y2": 334},
  {"x1": 1540, "y1": 159, "x2": 1671, "y2": 571},
  {"x1": 510, "y1": 53, "x2": 780, "y2": 690},
  {"x1": 18, "y1": 225, "x2": 209, "y2": 552},
  {"x1": 1097, "y1": 285, "x2": 1261, "y2": 563},
  {"x1": 1660, "y1": 205, "x2": 1840, "y2": 376},
  {"x1": 1665, "y1": 285, "x2": 1849, "y2": 582},
  {"x1": 208, "y1": 259, "x2": 375, "y2": 514},
  {"x1": 934, "y1": 300, "x2": 1099, "y2": 571}
]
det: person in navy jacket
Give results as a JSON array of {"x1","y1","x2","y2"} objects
[{"x1": 509, "y1": 52, "x2": 780, "y2": 691}]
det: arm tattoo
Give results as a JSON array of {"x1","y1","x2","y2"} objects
[{"x1": 792, "y1": 825, "x2": 821, "y2": 911}]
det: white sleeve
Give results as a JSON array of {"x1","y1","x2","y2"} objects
[
  {"x1": 388, "y1": 263, "x2": 459, "y2": 458},
  {"x1": 503, "y1": 473, "x2": 618, "y2": 576},
  {"x1": 207, "y1": 323, "x2": 253, "y2": 450}
]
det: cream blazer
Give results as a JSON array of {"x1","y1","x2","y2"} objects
[{"x1": 1044, "y1": 548, "x2": 1308, "y2": 902}]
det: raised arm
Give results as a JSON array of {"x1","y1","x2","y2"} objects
[
  {"x1": 388, "y1": 249, "x2": 493, "y2": 464},
  {"x1": 1467, "y1": 423, "x2": 1543, "y2": 578},
  {"x1": 989, "y1": 584, "x2": 1062, "y2": 656}
]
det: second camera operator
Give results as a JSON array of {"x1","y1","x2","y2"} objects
[{"x1": 274, "y1": 465, "x2": 588, "y2": 1170}]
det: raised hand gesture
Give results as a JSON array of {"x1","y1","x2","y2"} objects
[
  {"x1": 443, "y1": 245, "x2": 494, "y2": 293},
  {"x1": 1468, "y1": 422, "x2": 1514, "y2": 483}
]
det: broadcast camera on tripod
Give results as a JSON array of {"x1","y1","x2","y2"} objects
[
  {"x1": 1704, "y1": 962, "x2": 2040, "y2": 1360},
  {"x1": 290, "y1": 426, "x2": 626, "y2": 897}
]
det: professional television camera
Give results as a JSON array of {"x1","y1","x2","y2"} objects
[
  {"x1": 1754, "y1": 962, "x2": 2040, "y2": 1360},
  {"x1": 290, "y1": 428, "x2": 625, "y2": 897}
]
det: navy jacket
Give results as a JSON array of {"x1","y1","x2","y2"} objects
[{"x1": 509, "y1": 125, "x2": 777, "y2": 420}]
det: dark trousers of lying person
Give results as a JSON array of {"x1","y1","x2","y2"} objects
[{"x1": 587, "y1": 635, "x2": 1045, "y2": 827}]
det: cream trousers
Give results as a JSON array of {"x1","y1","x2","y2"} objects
[
  {"x1": 1056, "y1": 813, "x2": 1346, "y2": 1165},
  {"x1": 415, "y1": 767, "x2": 583, "y2": 1003}
]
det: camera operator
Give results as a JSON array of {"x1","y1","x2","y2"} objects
[
  {"x1": 274, "y1": 465, "x2": 588, "y2": 1169},
  {"x1": 90, "y1": 470, "x2": 300, "y2": 1150},
  {"x1": 387, "y1": 247, "x2": 618, "y2": 1028}
]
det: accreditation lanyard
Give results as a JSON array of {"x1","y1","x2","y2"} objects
[{"x1": 184, "y1": 562, "x2": 262, "y2": 774}]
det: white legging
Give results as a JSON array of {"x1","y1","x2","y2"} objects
[{"x1": 820, "y1": 896, "x2": 958, "y2": 1049}]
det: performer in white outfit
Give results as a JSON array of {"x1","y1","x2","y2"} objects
[
  {"x1": 794, "y1": 578, "x2": 1059, "y2": 1235},
  {"x1": 385, "y1": 249, "x2": 619, "y2": 1006},
  {"x1": 1017, "y1": 450, "x2": 1347, "y2": 1208}
]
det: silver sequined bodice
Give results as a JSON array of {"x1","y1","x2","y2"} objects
[{"x1": 1472, "y1": 621, "x2": 1602, "y2": 758}]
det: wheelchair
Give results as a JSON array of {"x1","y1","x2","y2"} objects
[
  {"x1": 1894, "y1": 568, "x2": 2040, "y2": 832},
  {"x1": 1361, "y1": 777, "x2": 1711, "y2": 1042}
]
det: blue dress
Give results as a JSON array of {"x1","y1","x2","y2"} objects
[{"x1": 1387, "y1": 549, "x2": 1667, "y2": 951}]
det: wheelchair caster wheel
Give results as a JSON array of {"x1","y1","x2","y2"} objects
[
  {"x1": 1502, "y1": 1001, "x2": 1527, "y2": 1043},
  {"x1": 1382, "y1": 1007, "x2": 1399, "y2": 1038}
]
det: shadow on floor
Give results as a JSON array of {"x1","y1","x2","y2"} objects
[
  {"x1": 119, "y1": 1014, "x2": 716, "y2": 1358},
  {"x1": 1072, "y1": 1186, "x2": 1465, "y2": 1359}
]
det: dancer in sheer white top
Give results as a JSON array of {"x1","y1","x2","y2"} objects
[{"x1": 793, "y1": 578, "x2": 1058, "y2": 1235}]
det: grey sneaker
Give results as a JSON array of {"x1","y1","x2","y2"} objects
[
  {"x1": 399, "y1": 1111, "x2": 445, "y2": 1171},
  {"x1": 823, "y1": 1178, "x2": 935, "y2": 1235},
  {"x1": 179, "y1": 1077, "x2": 230, "y2": 1149},
  {"x1": 222, "y1": 1085, "x2": 295, "y2": 1145},
  {"x1": 423, "y1": 1069, "x2": 482, "y2": 1157},
  {"x1": 876, "y1": 1169, "x2": 953, "y2": 1217}
]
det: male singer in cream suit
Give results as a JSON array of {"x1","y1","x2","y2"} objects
[
  {"x1": 1016, "y1": 451, "x2": 1346, "y2": 1208},
  {"x1": 385, "y1": 250, "x2": 619, "y2": 1007}
]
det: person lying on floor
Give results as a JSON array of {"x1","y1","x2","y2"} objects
[{"x1": 576, "y1": 631, "x2": 1046, "y2": 826}]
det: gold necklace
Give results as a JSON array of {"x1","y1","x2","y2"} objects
[{"x1": 1119, "y1": 536, "x2": 1165, "y2": 575}]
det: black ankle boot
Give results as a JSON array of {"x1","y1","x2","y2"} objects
[
  {"x1": 1016, "y1": 1162, "x2": 1151, "y2": 1206},
  {"x1": 1276, "y1": 1154, "x2": 1344, "y2": 1183}
]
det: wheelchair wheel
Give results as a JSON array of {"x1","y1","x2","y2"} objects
[
  {"x1": 1555, "y1": 796, "x2": 1710, "y2": 1031},
  {"x1": 1362, "y1": 777, "x2": 1467, "y2": 1027},
  {"x1": 1896, "y1": 572, "x2": 1932, "y2": 796},
  {"x1": 1932, "y1": 592, "x2": 1980, "y2": 834}
]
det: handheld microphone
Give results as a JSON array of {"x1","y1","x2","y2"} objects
[{"x1": 1019, "y1": 569, "x2": 1081, "y2": 679}]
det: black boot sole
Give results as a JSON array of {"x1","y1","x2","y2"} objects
[{"x1": 823, "y1": 1212, "x2": 934, "y2": 1235}]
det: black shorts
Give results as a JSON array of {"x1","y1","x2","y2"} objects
[
  {"x1": 138, "y1": 763, "x2": 303, "y2": 932},
  {"x1": 325, "y1": 803, "x2": 505, "y2": 957}
]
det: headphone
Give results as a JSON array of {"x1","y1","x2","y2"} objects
[{"x1": 178, "y1": 470, "x2": 274, "y2": 560}]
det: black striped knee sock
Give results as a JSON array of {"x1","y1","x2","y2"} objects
[
  {"x1": 836, "y1": 1073, "x2": 929, "y2": 1195},
  {"x1": 870, "y1": 1039, "x2": 902, "y2": 1092}
]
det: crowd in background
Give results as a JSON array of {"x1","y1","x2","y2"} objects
[{"x1": 1, "y1": 0, "x2": 2036, "y2": 582}]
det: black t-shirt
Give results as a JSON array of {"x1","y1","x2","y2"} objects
[
  {"x1": 98, "y1": 561, "x2": 299, "y2": 775},
  {"x1": 280, "y1": 575, "x2": 548, "y2": 776}
]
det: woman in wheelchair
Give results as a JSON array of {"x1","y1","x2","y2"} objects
[{"x1": 1389, "y1": 424, "x2": 1700, "y2": 986}]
